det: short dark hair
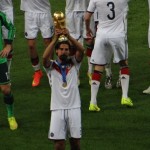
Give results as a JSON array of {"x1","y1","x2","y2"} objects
[{"x1": 55, "y1": 41, "x2": 71, "y2": 51}]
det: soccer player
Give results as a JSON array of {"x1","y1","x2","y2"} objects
[
  {"x1": 0, "y1": 0, "x2": 14, "y2": 78},
  {"x1": 85, "y1": 0, "x2": 133, "y2": 111},
  {"x1": 20, "y1": 0, "x2": 54, "y2": 87},
  {"x1": 94, "y1": 9, "x2": 113, "y2": 89},
  {"x1": 65, "y1": 0, "x2": 95, "y2": 85},
  {"x1": 143, "y1": 0, "x2": 150, "y2": 94},
  {"x1": 43, "y1": 28, "x2": 85, "y2": 150},
  {"x1": 0, "y1": 11, "x2": 18, "y2": 130}
]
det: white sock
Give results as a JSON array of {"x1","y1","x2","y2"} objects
[
  {"x1": 32, "y1": 63, "x2": 40, "y2": 71},
  {"x1": 121, "y1": 74, "x2": 129, "y2": 98},
  {"x1": 90, "y1": 80, "x2": 100, "y2": 105}
]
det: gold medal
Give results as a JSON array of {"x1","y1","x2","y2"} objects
[{"x1": 62, "y1": 82, "x2": 67, "y2": 87}]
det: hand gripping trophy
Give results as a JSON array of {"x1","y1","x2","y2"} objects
[{"x1": 53, "y1": 11, "x2": 68, "y2": 41}]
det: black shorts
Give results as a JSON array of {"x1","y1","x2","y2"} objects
[{"x1": 0, "y1": 62, "x2": 10, "y2": 85}]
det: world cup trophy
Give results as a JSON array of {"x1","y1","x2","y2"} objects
[{"x1": 53, "y1": 11, "x2": 68, "y2": 41}]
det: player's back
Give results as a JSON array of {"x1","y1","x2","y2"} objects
[{"x1": 88, "y1": 0, "x2": 128, "y2": 36}]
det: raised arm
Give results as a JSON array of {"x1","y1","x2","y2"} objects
[
  {"x1": 63, "y1": 28, "x2": 85, "y2": 62},
  {"x1": 42, "y1": 29, "x2": 61, "y2": 68}
]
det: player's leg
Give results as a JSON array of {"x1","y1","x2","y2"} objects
[
  {"x1": 89, "y1": 35, "x2": 108, "y2": 111},
  {"x1": 119, "y1": 60, "x2": 133, "y2": 107},
  {"x1": 48, "y1": 110, "x2": 67, "y2": 150},
  {"x1": 68, "y1": 108, "x2": 81, "y2": 150},
  {"x1": 54, "y1": 140, "x2": 65, "y2": 150},
  {"x1": 104, "y1": 46, "x2": 113, "y2": 89},
  {"x1": 89, "y1": 65, "x2": 103, "y2": 112},
  {"x1": 69, "y1": 138, "x2": 80, "y2": 150},
  {"x1": 24, "y1": 12, "x2": 43, "y2": 87},
  {"x1": 27, "y1": 38, "x2": 43, "y2": 87},
  {"x1": 105, "y1": 63, "x2": 113, "y2": 89},
  {"x1": 0, "y1": 62, "x2": 18, "y2": 130},
  {"x1": 111, "y1": 37, "x2": 133, "y2": 107}
]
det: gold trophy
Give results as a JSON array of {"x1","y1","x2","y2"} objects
[{"x1": 53, "y1": 11, "x2": 68, "y2": 41}]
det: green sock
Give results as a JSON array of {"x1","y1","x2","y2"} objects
[{"x1": 6, "y1": 104, "x2": 14, "y2": 118}]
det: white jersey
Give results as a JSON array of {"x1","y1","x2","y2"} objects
[
  {"x1": 74, "y1": 0, "x2": 90, "y2": 11},
  {"x1": 20, "y1": 0, "x2": 51, "y2": 13},
  {"x1": 0, "y1": 0, "x2": 13, "y2": 11},
  {"x1": 45, "y1": 57, "x2": 81, "y2": 110},
  {"x1": 87, "y1": 0, "x2": 129, "y2": 37},
  {"x1": 94, "y1": 9, "x2": 98, "y2": 22}
]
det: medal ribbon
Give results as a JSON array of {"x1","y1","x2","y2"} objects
[{"x1": 57, "y1": 60, "x2": 67, "y2": 83}]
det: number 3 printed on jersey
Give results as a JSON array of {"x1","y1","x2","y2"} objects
[{"x1": 107, "y1": 2, "x2": 115, "y2": 20}]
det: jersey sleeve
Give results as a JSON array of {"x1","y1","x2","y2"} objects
[
  {"x1": 87, "y1": 0, "x2": 96, "y2": 13},
  {"x1": 0, "y1": 11, "x2": 15, "y2": 43}
]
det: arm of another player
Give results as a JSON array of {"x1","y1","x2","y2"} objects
[
  {"x1": 84, "y1": 11, "x2": 94, "y2": 39},
  {"x1": 0, "y1": 12, "x2": 15, "y2": 57}
]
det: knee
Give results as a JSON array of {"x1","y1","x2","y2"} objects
[
  {"x1": 119, "y1": 60, "x2": 129, "y2": 75},
  {"x1": 1, "y1": 85, "x2": 11, "y2": 95},
  {"x1": 119, "y1": 60, "x2": 128, "y2": 67},
  {"x1": 54, "y1": 140, "x2": 65, "y2": 150},
  {"x1": 4, "y1": 93, "x2": 14, "y2": 105}
]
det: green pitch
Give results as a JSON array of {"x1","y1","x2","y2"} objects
[{"x1": 0, "y1": 0, "x2": 150, "y2": 150}]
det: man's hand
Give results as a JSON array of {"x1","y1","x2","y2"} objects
[{"x1": 0, "y1": 44, "x2": 11, "y2": 58}]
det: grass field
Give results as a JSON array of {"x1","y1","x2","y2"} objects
[{"x1": 0, "y1": 0, "x2": 150, "y2": 150}]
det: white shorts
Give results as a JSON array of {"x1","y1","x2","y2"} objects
[
  {"x1": 66, "y1": 10, "x2": 76, "y2": 38},
  {"x1": 66, "y1": 11, "x2": 95, "y2": 40},
  {"x1": 24, "y1": 12, "x2": 54, "y2": 39},
  {"x1": 91, "y1": 34, "x2": 128, "y2": 65},
  {"x1": 2, "y1": 8, "x2": 14, "y2": 39},
  {"x1": 48, "y1": 108, "x2": 82, "y2": 140}
]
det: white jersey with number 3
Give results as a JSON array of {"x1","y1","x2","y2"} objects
[{"x1": 87, "y1": 0, "x2": 129, "y2": 37}]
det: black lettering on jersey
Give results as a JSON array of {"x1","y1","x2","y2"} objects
[{"x1": 107, "y1": 2, "x2": 115, "y2": 20}]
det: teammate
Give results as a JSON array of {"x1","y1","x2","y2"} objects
[
  {"x1": 94, "y1": 9, "x2": 113, "y2": 89},
  {"x1": 0, "y1": 0, "x2": 14, "y2": 78},
  {"x1": 20, "y1": 0, "x2": 54, "y2": 87},
  {"x1": 143, "y1": 0, "x2": 150, "y2": 94},
  {"x1": 85, "y1": 0, "x2": 133, "y2": 111},
  {"x1": 43, "y1": 28, "x2": 85, "y2": 150},
  {"x1": 0, "y1": 11, "x2": 18, "y2": 130},
  {"x1": 65, "y1": 0, "x2": 95, "y2": 85}
]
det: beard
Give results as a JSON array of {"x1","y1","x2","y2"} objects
[{"x1": 59, "y1": 54, "x2": 70, "y2": 65}]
